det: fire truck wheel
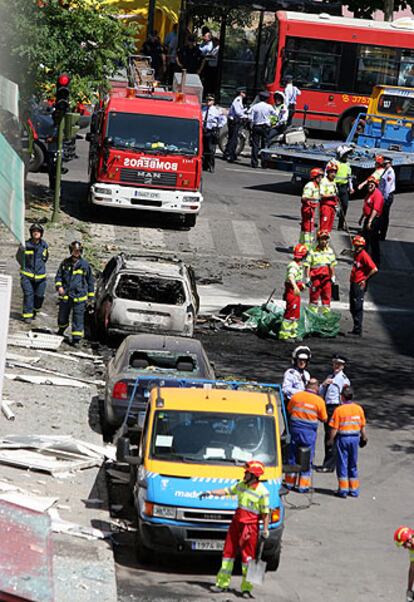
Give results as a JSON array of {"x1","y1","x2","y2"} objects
[{"x1": 28, "y1": 142, "x2": 45, "y2": 173}]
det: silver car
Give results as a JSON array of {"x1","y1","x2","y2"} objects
[
  {"x1": 94, "y1": 254, "x2": 200, "y2": 339},
  {"x1": 103, "y1": 333, "x2": 215, "y2": 434}
]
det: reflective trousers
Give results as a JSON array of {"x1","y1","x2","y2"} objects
[
  {"x1": 309, "y1": 272, "x2": 332, "y2": 310},
  {"x1": 279, "y1": 285, "x2": 301, "y2": 340},
  {"x1": 320, "y1": 199, "x2": 337, "y2": 233},
  {"x1": 21, "y1": 276, "x2": 46, "y2": 319},
  {"x1": 336, "y1": 435, "x2": 360, "y2": 497},
  {"x1": 349, "y1": 281, "x2": 365, "y2": 335},
  {"x1": 285, "y1": 424, "x2": 317, "y2": 492},
  {"x1": 216, "y1": 518, "x2": 258, "y2": 593},
  {"x1": 300, "y1": 204, "x2": 317, "y2": 248},
  {"x1": 58, "y1": 298, "x2": 86, "y2": 341}
]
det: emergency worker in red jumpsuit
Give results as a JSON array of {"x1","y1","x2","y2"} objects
[
  {"x1": 304, "y1": 229, "x2": 337, "y2": 314},
  {"x1": 279, "y1": 243, "x2": 308, "y2": 341},
  {"x1": 299, "y1": 167, "x2": 323, "y2": 248},
  {"x1": 200, "y1": 460, "x2": 270, "y2": 598},
  {"x1": 319, "y1": 162, "x2": 339, "y2": 233}
]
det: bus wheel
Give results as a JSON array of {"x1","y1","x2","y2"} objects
[{"x1": 339, "y1": 113, "x2": 365, "y2": 139}]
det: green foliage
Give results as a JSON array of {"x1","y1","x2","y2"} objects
[
  {"x1": 345, "y1": 0, "x2": 413, "y2": 19},
  {"x1": 0, "y1": 0, "x2": 138, "y2": 106}
]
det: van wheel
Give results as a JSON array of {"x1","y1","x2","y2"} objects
[
  {"x1": 29, "y1": 143, "x2": 45, "y2": 173},
  {"x1": 265, "y1": 548, "x2": 281, "y2": 572},
  {"x1": 135, "y1": 527, "x2": 154, "y2": 564}
]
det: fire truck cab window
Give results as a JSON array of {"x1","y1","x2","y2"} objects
[
  {"x1": 106, "y1": 112, "x2": 199, "y2": 155},
  {"x1": 378, "y1": 93, "x2": 414, "y2": 118},
  {"x1": 282, "y1": 38, "x2": 342, "y2": 90}
]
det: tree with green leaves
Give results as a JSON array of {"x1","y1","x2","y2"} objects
[
  {"x1": 345, "y1": 0, "x2": 413, "y2": 20},
  {"x1": 0, "y1": 0, "x2": 138, "y2": 107}
]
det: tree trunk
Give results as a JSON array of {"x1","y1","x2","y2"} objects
[{"x1": 383, "y1": 0, "x2": 394, "y2": 21}]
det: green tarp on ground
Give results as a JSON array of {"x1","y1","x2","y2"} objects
[{"x1": 243, "y1": 304, "x2": 341, "y2": 339}]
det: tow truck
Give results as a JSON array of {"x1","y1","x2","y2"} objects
[
  {"x1": 261, "y1": 85, "x2": 414, "y2": 187},
  {"x1": 87, "y1": 56, "x2": 203, "y2": 228},
  {"x1": 116, "y1": 377, "x2": 310, "y2": 569}
]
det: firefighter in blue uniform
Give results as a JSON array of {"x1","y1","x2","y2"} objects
[
  {"x1": 16, "y1": 223, "x2": 49, "y2": 323},
  {"x1": 55, "y1": 241, "x2": 94, "y2": 346}
]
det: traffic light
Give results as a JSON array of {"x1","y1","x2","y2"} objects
[
  {"x1": 64, "y1": 112, "x2": 80, "y2": 140},
  {"x1": 55, "y1": 73, "x2": 71, "y2": 116}
]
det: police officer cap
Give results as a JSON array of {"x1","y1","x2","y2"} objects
[
  {"x1": 332, "y1": 353, "x2": 347, "y2": 364},
  {"x1": 383, "y1": 156, "x2": 393, "y2": 163},
  {"x1": 259, "y1": 90, "x2": 270, "y2": 100},
  {"x1": 292, "y1": 345, "x2": 311, "y2": 361},
  {"x1": 285, "y1": 74, "x2": 293, "y2": 81},
  {"x1": 206, "y1": 94, "x2": 215, "y2": 101},
  {"x1": 237, "y1": 86, "x2": 247, "y2": 93}
]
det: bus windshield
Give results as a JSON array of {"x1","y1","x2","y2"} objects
[
  {"x1": 150, "y1": 410, "x2": 277, "y2": 466},
  {"x1": 106, "y1": 112, "x2": 200, "y2": 155}
]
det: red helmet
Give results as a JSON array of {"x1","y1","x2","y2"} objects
[
  {"x1": 394, "y1": 526, "x2": 414, "y2": 547},
  {"x1": 326, "y1": 161, "x2": 338, "y2": 173},
  {"x1": 317, "y1": 229, "x2": 330, "y2": 240},
  {"x1": 293, "y1": 243, "x2": 308, "y2": 259},
  {"x1": 352, "y1": 235, "x2": 366, "y2": 247},
  {"x1": 367, "y1": 176, "x2": 378, "y2": 185},
  {"x1": 310, "y1": 167, "x2": 324, "y2": 179},
  {"x1": 375, "y1": 155, "x2": 384, "y2": 165},
  {"x1": 245, "y1": 460, "x2": 265, "y2": 478}
]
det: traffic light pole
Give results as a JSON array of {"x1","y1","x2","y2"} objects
[{"x1": 51, "y1": 115, "x2": 65, "y2": 223}]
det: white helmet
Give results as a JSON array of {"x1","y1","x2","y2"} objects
[
  {"x1": 292, "y1": 345, "x2": 312, "y2": 361},
  {"x1": 336, "y1": 144, "x2": 353, "y2": 159}
]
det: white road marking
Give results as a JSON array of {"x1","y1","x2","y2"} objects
[
  {"x1": 382, "y1": 240, "x2": 413, "y2": 271},
  {"x1": 188, "y1": 218, "x2": 214, "y2": 253},
  {"x1": 232, "y1": 220, "x2": 265, "y2": 256},
  {"x1": 137, "y1": 228, "x2": 166, "y2": 248},
  {"x1": 224, "y1": 167, "x2": 292, "y2": 177}
]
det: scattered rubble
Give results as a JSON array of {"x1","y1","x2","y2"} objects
[{"x1": 7, "y1": 331, "x2": 63, "y2": 350}]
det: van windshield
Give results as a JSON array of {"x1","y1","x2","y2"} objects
[
  {"x1": 377, "y1": 93, "x2": 414, "y2": 118},
  {"x1": 106, "y1": 112, "x2": 200, "y2": 155},
  {"x1": 150, "y1": 411, "x2": 277, "y2": 466}
]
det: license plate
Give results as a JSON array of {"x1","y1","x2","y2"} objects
[
  {"x1": 189, "y1": 540, "x2": 224, "y2": 551},
  {"x1": 134, "y1": 190, "x2": 159, "y2": 199},
  {"x1": 133, "y1": 315, "x2": 164, "y2": 325}
]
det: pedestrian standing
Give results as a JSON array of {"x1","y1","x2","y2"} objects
[
  {"x1": 202, "y1": 94, "x2": 223, "y2": 173},
  {"x1": 285, "y1": 378, "x2": 327, "y2": 493},
  {"x1": 164, "y1": 24, "x2": 178, "y2": 85},
  {"x1": 142, "y1": 31, "x2": 166, "y2": 81},
  {"x1": 357, "y1": 155, "x2": 385, "y2": 190},
  {"x1": 299, "y1": 168, "x2": 323, "y2": 247},
  {"x1": 328, "y1": 385, "x2": 367, "y2": 498},
  {"x1": 320, "y1": 162, "x2": 339, "y2": 233},
  {"x1": 348, "y1": 235, "x2": 378, "y2": 337},
  {"x1": 176, "y1": 35, "x2": 204, "y2": 75},
  {"x1": 379, "y1": 157, "x2": 396, "y2": 241},
  {"x1": 317, "y1": 353, "x2": 350, "y2": 472},
  {"x1": 394, "y1": 526, "x2": 414, "y2": 602},
  {"x1": 304, "y1": 229, "x2": 337, "y2": 315},
  {"x1": 248, "y1": 90, "x2": 277, "y2": 168},
  {"x1": 200, "y1": 461, "x2": 270, "y2": 598},
  {"x1": 224, "y1": 87, "x2": 247, "y2": 163},
  {"x1": 55, "y1": 241, "x2": 95, "y2": 346},
  {"x1": 333, "y1": 145, "x2": 354, "y2": 231},
  {"x1": 16, "y1": 223, "x2": 49, "y2": 323},
  {"x1": 279, "y1": 244, "x2": 308, "y2": 341},
  {"x1": 358, "y1": 176, "x2": 384, "y2": 267},
  {"x1": 284, "y1": 75, "x2": 301, "y2": 126},
  {"x1": 282, "y1": 345, "x2": 312, "y2": 402}
]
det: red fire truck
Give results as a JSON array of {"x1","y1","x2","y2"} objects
[
  {"x1": 87, "y1": 58, "x2": 203, "y2": 228},
  {"x1": 263, "y1": 12, "x2": 414, "y2": 136}
]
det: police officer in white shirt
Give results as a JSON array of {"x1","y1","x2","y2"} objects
[
  {"x1": 284, "y1": 75, "x2": 301, "y2": 126},
  {"x1": 379, "y1": 156, "x2": 396, "y2": 241},
  {"x1": 224, "y1": 87, "x2": 247, "y2": 163},
  {"x1": 202, "y1": 94, "x2": 225, "y2": 173},
  {"x1": 282, "y1": 346, "x2": 312, "y2": 401},
  {"x1": 248, "y1": 90, "x2": 277, "y2": 168}
]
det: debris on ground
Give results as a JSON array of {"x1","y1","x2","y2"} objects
[
  {"x1": 6, "y1": 352, "x2": 40, "y2": 364},
  {"x1": 49, "y1": 508, "x2": 112, "y2": 541},
  {"x1": 8, "y1": 331, "x2": 63, "y2": 350},
  {"x1": 1, "y1": 400, "x2": 15, "y2": 421},
  {"x1": 5, "y1": 373, "x2": 90, "y2": 388},
  {"x1": 5, "y1": 360, "x2": 105, "y2": 386}
]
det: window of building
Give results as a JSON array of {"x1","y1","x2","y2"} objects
[{"x1": 281, "y1": 37, "x2": 342, "y2": 90}]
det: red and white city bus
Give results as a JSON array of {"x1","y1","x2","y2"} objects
[{"x1": 263, "y1": 12, "x2": 414, "y2": 136}]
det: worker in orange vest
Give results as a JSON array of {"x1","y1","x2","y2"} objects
[
  {"x1": 328, "y1": 384, "x2": 367, "y2": 498},
  {"x1": 285, "y1": 378, "x2": 327, "y2": 493},
  {"x1": 394, "y1": 526, "x2": 414, "y2": 602}
]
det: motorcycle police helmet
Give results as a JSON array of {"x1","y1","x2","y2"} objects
[
  {"x1": 273, "y1": 90, "x2": 285, "y2": 103},
  {"x1": 29, "y1": 222, "x2": 44, "y2": 235},
  {"x1": 292, "y1": 345, "x2": 311, "y2": 362},
  {"x1": 69, "y1": 240, "x2": 83, "y2": 254}
]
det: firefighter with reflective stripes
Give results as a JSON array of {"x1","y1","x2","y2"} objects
[
  {"x1": 300, "y1": 167, "x2": 323, "y2": 247},
  {"x1": 200, "y1": 461, "x2": 270, "y2": 598},
  {"x1": 328, "y1": 385, "x2": 367, "y2": 498},
  {"x1": 304, "y1": 229, "x2": 337, "y2": 314},
  {"x1": 285, "y1": 378, "x2": 327, "y2": 493},
  {"x1": 55, "y1": 241, "x2": 94, "y2": 346},
  {"x1": 16, "y1": 223, "x2": 49, "y2": 323},
  {"x1": 394, "y1": 526, "x2": 414, "y2": 602},
  {"x1": 279, "y1": 244, "x2": 308, "y2": 341},
  {"x1": 320, "y1": 162, "x2": 339, "y2": 233}
]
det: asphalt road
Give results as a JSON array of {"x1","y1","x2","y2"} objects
[{"x1": 30, "y1": 142, "x2": 414, "y2": 601}]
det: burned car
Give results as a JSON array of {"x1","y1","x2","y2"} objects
[
  {"x1": 94, "y1": 254, "x2": 199, "y2": 339},
  {"x1": 103, "y1": 333, "x2": 215, "y2": 431}
]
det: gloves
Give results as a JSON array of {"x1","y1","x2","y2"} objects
[
  {"x1": 260, "y1": 530, "x2": 269, "y2": 540},
  {"x1": 359, "y1": 436, "x2": 368, "y2": 448},
  {"x1": 331, "y1": 276, "x2": 336, "y2": 284},
  {"x1": 406, "y1": 589, "x2": 413, "y2": 602},
  {"x1": 305, "y1": 279, "x2": 312, "y2": 288},
  {"x1": 199, "y1": 492, "x2": 211, "y2": 500}
]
